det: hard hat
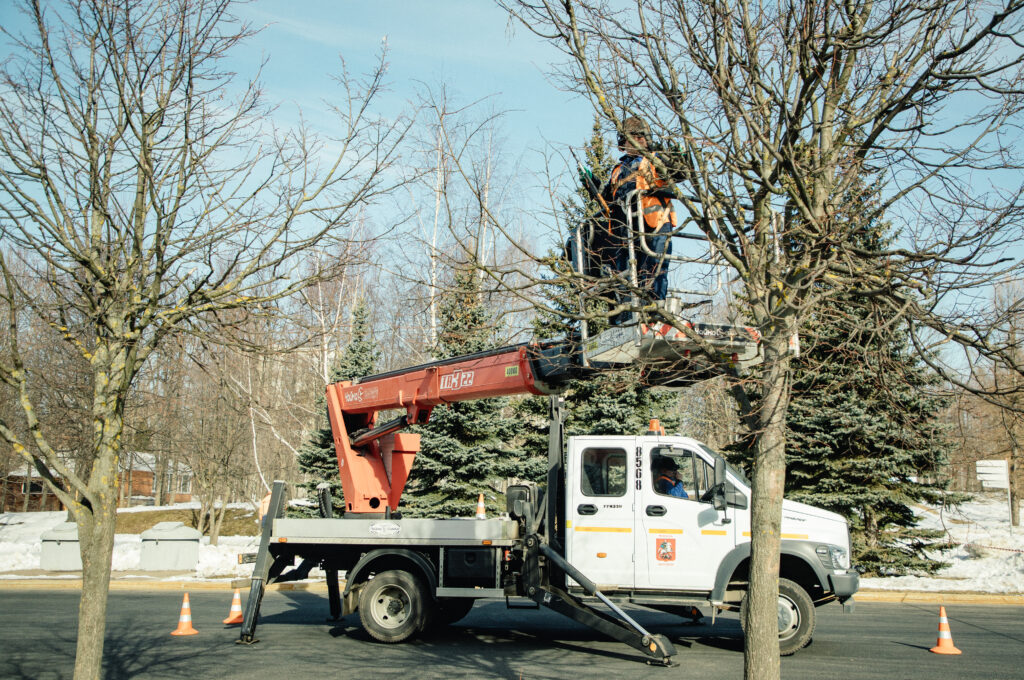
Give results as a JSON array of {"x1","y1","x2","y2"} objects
[
  {"x1": 655, "y1": 457, "x2": 678, "y2": 471},
  {"x1": 620, "y1": 116, "x2": 651, "y2": 140}
]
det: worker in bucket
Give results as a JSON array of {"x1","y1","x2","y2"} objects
[
  {"x1": 654, "y1": 458, "x2": 688, "y2": 498},
  {"x1": 600, "y1": 116, "x2": 678, "y2": 302}
]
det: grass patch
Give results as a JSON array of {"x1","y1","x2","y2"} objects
[{"x1": 115, "y1": 507, "x2": 260, "y2": 536}]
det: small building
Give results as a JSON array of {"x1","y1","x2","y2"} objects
[
  {"x1": 118, "y1": 452, "x2": 193, "y2": 507},
  {"x1": 1, "y1": 452, "x2": 193, "y2": 512},
  {"x1": 1, "y1": 470, "x2": 65, "y2": 513}
]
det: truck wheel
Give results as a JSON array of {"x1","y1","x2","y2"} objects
[
  {"x1": 358, "y1": 570, "x2": 429, "y2": 643},
  {"x1": 739, "y1": 578, "x2": 815, "y2": 656}
]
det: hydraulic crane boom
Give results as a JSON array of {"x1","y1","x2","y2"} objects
[
  {"x1": 325, "y1": 321, "x2": 763, "y2": 515},
  {"x1": 325, "y1": 343, "x2": 566, "y2": 515}
]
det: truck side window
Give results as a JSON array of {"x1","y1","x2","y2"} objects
[
  {"x1": 693, "y1": 456, "x2": 714, "y2": 502},
  {"x1": 581, "y1": 448, "x2": 627, "y2": 497},
  {"x1": 652, "y1": 452, "x2": 696, "y2": 500}
]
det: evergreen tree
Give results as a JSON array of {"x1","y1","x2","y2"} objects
[
  {"x1": 294, "y1": 300, "x2": 380, "y2": 517},
  {"x1": 784, "y1": 178, "x2": 955, "y2": 575},
  {"x1": 403, "y1": 270, "x2": 543, "y2": 518}
]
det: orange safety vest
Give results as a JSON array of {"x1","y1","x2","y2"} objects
[
  {"x1": 608, "y1": 155, "x2": 677, "y2": 233},
  {"x1": 656, "y1": 474, "x2": 680, "y2": 491},
  {"x1": 657, "y1": 473, "x2": 687, "y2": 498}
]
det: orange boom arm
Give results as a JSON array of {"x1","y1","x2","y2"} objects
[{"x1": 325, "y1": 344, "x2": 556, "y2": 515}]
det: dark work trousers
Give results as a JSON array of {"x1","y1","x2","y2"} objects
[{"x1": 638, "y1": 229, "x2": 672, "y2": 301}]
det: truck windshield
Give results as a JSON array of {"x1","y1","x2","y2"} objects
[{"x1": 698, "y1": 444, "x2": 751, "y2": 486}]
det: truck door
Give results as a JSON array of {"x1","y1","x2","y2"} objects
[
  {"x1": 565, "y1": 437, "x2": 635, "y2": 589},
  {"x1": 636, "y1": 445, "x2": 736, "y2": 590}
]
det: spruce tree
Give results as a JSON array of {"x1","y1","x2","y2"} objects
[
  {"x1": 295, "y1": 300, "x2": 380, "y2": 517},
  {"x1": 402, "y1": 270, "x2": 543, "y2": 518},
  {"x1": 784, "y1": 178, "x2": 954, "y2": 575}
]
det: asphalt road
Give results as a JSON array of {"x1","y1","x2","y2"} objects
[{"x1": 0, "y1": 590, "x2": 1021, "y2": 679}]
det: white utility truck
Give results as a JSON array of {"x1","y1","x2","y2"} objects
[{"x1": 236, "y1": 325, "x2": 858, "y2": 664}]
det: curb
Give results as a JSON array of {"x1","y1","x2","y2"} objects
[
  {"x1": 0, "y1": 579, "x2": 1021, "y2": 604},
  {"x1": 854, "y1": 589, "x2": 1024, "y2": 605},
  {"x1": 0, "y1": 578, "x2": 330, "y2": 592}
]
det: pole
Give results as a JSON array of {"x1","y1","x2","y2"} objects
[{"x1": 1004, "y1": 455, "x2": 1013, "y2": 535}]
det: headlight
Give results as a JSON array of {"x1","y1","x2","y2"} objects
[
  {"x1": 815, "y1": 544, "x2": 851, "y2": 570},
  {"x1": 829, "y1": 545, "x2": 850, "y2": 570}
]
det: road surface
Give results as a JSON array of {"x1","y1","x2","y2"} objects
[{"x1": 0, "y1": 590, "x2": 1020, "y2": 679}]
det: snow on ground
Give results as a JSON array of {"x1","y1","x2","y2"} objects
[
  {"x1": 0, "y1": 507, "x2": 258, "y2": 580},
  {"x1": 860, "y1": 492, "x2": 1024, "y2": 593},
  {"x1": 0, "y1": 511, "x2": 66, "y2": 573},
  {"x1": 0, "y1": 494, "x2": 1020, "y2": 590}
]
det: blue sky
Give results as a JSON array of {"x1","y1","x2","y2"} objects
[
  {"x1": 0, "y1": 0, "x2": 597, "y2": 189},
  {"x1": 234, "y1": 1, "x2": 593, "y2": 159},
  {"x1": 0, "y1": 0, "x2": 600, "y2": 259}
]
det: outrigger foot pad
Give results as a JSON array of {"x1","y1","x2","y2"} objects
[{"x1": 642, "y1": 633, "x2": 676, "y2": 666}]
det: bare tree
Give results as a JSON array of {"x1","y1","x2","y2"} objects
[
  {"x1": 0, "y1": 1, "x2": 411, "y2": 677},
  {"x1": 499, "y1": 2, "x2": 1024, "y2": 676},
  {"x1": 394, "y1": 86, "x2": 528, "y2": 353},
  {"x1": 179, "y1": 360, "x2": 250, "y2": 544},
  {"x1": 949, "y1": 284, "x2": 1024, "y2": 519}
]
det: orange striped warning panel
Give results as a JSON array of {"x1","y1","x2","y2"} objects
[{"x1": 929, "y1": 606, "x2": 962, "y2": 655}]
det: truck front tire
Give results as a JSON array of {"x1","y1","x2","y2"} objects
[
  {"x1": 358, "y1": 570, "x2": 429, "y2": 643},
  {"x1": 739, "y1": 577, "x2": 815, "y2": 656}
]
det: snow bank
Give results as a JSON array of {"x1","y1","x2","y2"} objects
[
  {"x1": 0, "y1": 508, "x2": 258, "y2": 579},
  {"x1": 0, "y1": 511, "x2": 66, "y2": 572},
  {"x1": 117, "y1": 501, "x2": 255, "y2": 513},
  {"x1": 860, "y1": 492, "x2": 1024, "y2": 593},
  {"x1": 1, "y1": 494, "x2": 1020, "y2": 590}
]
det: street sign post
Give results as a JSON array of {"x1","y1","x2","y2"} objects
[{"x1": 976, "y1": 460, "x2": 1013, "y2": 533}]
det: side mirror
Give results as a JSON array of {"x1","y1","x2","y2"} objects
[
  {"x1": 712, "y1": 457, "x2": 728, "y2": 512},
  {"x1": 714, "y1": 457, "x2": 726, "y2": 487}
]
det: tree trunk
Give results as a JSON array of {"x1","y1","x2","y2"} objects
[
  {"x1": 429, "y1": 124, "x2": 444, "y2": 347},
  {"x1": 744, "y1": 330, "x2": 792, "y2": 680},
  {"x1": 1010, "y1": 451, "x2": 1019, "y2": 527},
  {"x1": 62, "y1": 336, "x2": 137, "y2": 680},
  {"x1": 72, "y1": 363, "x2": 127, "y2": 680},
  {"x1": 865, "y1": 507, "x2": 879, "y2": 546},
  {"x1": 196, "y1": 492, "x2": 210, "y2": 537},
  {"x1": 152, "y1": 455, "x2": 164, "y2": 507},
  {"x1": 210, "y1": 500, "x2": 227, "y2": 546},
  {"x1": 74, "y1": 497, "x2": 117, "y2": 680},
  {"x1": 125, "y1": 453, "x2": 134, "y2": 507},
  {"x1": 22, "y1": 461, "x2": 31, "y2": 512}
]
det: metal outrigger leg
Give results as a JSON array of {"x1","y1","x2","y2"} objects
[{"x1": 237, "y1": 481, "x2": 288, "y2": 645}]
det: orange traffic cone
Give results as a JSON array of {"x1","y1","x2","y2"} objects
[
  {"x1": 929, "y1": 606, "x2": 962, "y2": 655},
  {"x1": 171, "y1": 592, "x2": 198, "y2": 636},
  {"x1": 223, "y1": 588, "x2": 243, "y2": 625},
  {"x1": 475, "y1": 493, "x2": 486, "y2": 519}
]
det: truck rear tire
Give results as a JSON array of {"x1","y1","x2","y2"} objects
[
  {"x1": 358, "y1": 570, "x2": 429, "y2": 643},
  {"x1": 739, "y1": 577, "x2": 815, "y2": 656}
]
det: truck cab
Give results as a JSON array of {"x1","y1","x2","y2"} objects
[{"x1": 565, "y1": 431, "x2": 859, "y2": 654}]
